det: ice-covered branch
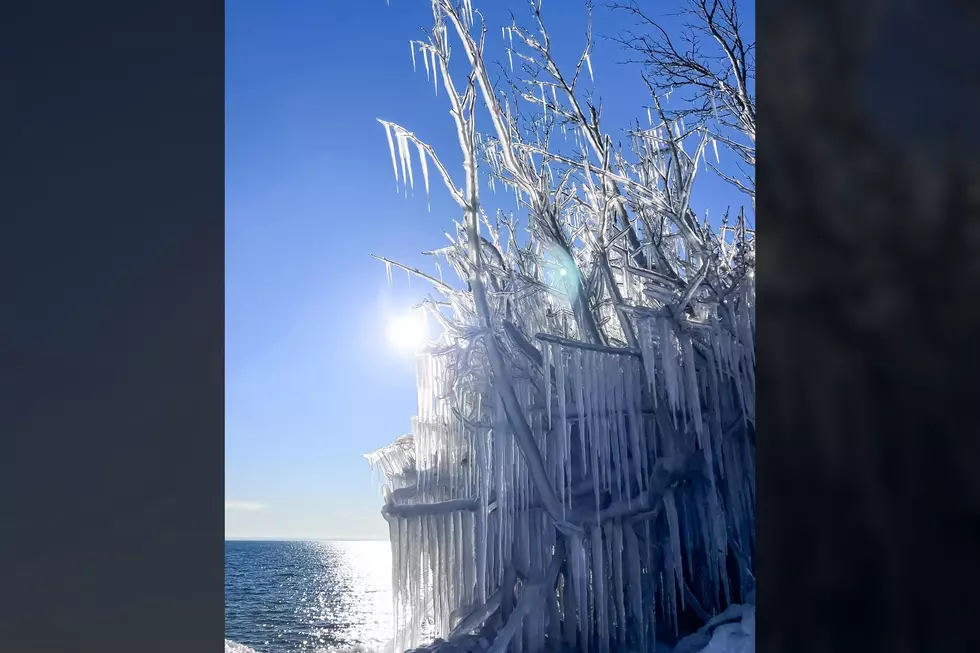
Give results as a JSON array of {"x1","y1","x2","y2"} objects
[
  {"x1": 535, "y1": 332, "x2": 641, "y2": 359},
  {"x1": 487, "y1": 536, "x2": 565, "y2": 653},
  {"x1": 383, "y1": 498, "x2": 480, "y2": 518},
  {"x1": 371, "y1": 254, "x2": 457, "y2": 294},
  {"x1": 449, "y1": 587, "x2": 503, "y2": 638},
  {"x1": 377, "y1": 119, "x2": 466, "y2": 207},
  {"x1": 604, "y1": 449, "x2": 706, "y2": 523}
]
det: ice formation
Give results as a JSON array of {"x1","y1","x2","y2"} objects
[
  {"x1": 366, "y1": 2, "x2": 755, "y2": 652},
  {"x1": 367, "y1": 300, "x2": 755, "y2": 653}
]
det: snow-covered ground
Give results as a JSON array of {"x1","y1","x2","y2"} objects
[{"x1": 672, "y1": 604, "x2": 755, "y2": 653}]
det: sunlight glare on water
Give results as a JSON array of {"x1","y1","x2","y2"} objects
[
  {"x1": 226, "y1": 540, "x2": 393, "y2": 653},
  {"x1": 324, "y1": 541, "x2": 393, "y2": 649}
]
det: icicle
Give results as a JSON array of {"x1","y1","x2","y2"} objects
[
  {"x1": 383, "y1": 122, "x2": 399, "y2": 190},
  {"x1": 624, "y1": 524, "x2": 645, "y2": 653},
  {"x1": 708, "y1": 483, "x2": 730, "y2": 604},
  {"x1": 612, "y1": 363, "x2": 628, "y2": 506},
  {"x1": 395, "y1": 130, "x2": 409, "y2": 190},
  {"x1": 681, "y1": 493, "x2": 694, "y2": 583},
  {"x1": 544, "y1": 341, "x2": 552, "y2": 430},
  {"x1": 494, "y1": 396, "x2": 506, "y2": 583},
  {"x1": 683, "y1": 334, "x2": 705, "y2": 448},
  {"x1": 433, "y1": 49, "x2": 439, "y2": 96},
  {"x1": 410, "y1": 517, "x2": 422, "y2": 646},
  {"x1": 659, "y1": 317, "x2": 682, "y2": 425},
  {"x1": 598, "y1": 355, "x2": 610, "y2": 496},
  {"x1": 455, "y1": 510, "x2": 465, "y2": 618},
  {"x1": 605, "y1": 356, "x2": 621, "y2": 500},
  {"x1": 390, "y1": 517, "x2": 400, "y2": 646},
  {"x1": 664, "y1": 489, "x2": 685, "y2": 618},
  {"x1": 611, "y1": 523, "x2": 626, "y2": 645},
  {"x1": 416, "y1": 141, "x2": 430, "y2": 209},
  {"x1": 572, "y1": 349, "x2": 587, "y2": 476},
  {"x1": 625, "y1": 360, "x2": 646, "y2": 493},
  {"x1": 585, "y1": 353, "x2": 602, "y2": 514},
  {"x1": 613, "y1": 360, "x2": 626, "y2": 502},
  {"x1": 423, "y1": 44, "x2": 431, "y2": 80},
  {"x1": 403, "y1": 132, "x2": 415, "y2": 190},
  {"x1": 592, "y1": 526, "x2": 609, "y2": 653},
  {"x1": 476, "y1": 486, "x2": 487, "y2": 601},
  {"x1": 410, "y1": 41, "x2": 417, "y2": 72},
  {"x1": 711, "y1": 136, "x2": 720, "y2": 164},
  {"x1": 704, "y1": 346, "x2": 725, "y2": 481},
  {"x1": 638, "y1": 318, "x2": 658, "y2": 405},
  {"x1": 556, "y1": 345, "x2": 569, "y2": 514},
  {"x1": 584, "y1": 52, "x2": 594, "y2": 84}
]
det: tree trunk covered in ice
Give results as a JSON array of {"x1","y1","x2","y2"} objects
[{"x1": 365, "y1": 2, "x2": 755, "y2": 652}]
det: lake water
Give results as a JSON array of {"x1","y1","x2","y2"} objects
[{"x1": 226, "y1": 540, "x2": 393, "y2": 653}]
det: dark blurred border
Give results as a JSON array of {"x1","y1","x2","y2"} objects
[
  {"x1": 758, "y1": 0, "x2": 980, "y2": 651},
  {"x1": 2, "y1": 1, "x2": 225, "y2": 652}
]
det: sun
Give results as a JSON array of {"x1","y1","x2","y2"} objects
[{"x1": 385, "y1": 312, "x2": 429, "y2": 353}]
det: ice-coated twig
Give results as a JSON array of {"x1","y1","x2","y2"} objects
[{"x1": 371, "y1": 254, "x2": 456, "y2": 294}]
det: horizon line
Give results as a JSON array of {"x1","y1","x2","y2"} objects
[{"x1": 225, "y1": 537, "x2": 389, "y2": 542}]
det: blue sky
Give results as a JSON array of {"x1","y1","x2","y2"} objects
[{"x1": 225, "y1": 0, "x2": 753, "y2": 540}]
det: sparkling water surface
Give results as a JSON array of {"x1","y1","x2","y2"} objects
[{"x1": 226, "y1": 540, "x2": 393, "y2": 653}]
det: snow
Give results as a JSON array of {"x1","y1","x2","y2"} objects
[{"x1": 672, "y1": 605, "x2": 755, "y2": 653}]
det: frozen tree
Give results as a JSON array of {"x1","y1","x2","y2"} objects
[
  {"x1": 366, "y1": 2, "x2": 755, "y2": 652},
  {"x1": 611, "y1": 0, "x2": 755, "y2": 202}
]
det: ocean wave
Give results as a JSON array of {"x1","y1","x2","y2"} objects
[{"x1": 225, "y1": 641, "x2": 261, "y2": 653}]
